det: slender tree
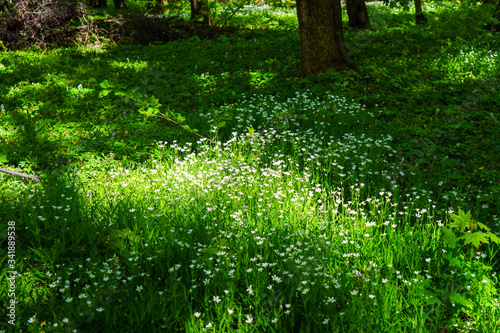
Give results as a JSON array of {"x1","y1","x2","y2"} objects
[
  {"x1": 190, "y1": 0, "x2": 213, "y2": 25},
  {"x1": 296, "y1": 0, "x2": 351, "y2": 76},
  {"x1": 346, "y1": 0, "x2": 371, "y2": 30}
]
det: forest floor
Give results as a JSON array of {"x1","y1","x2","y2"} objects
[{"x1": 0, "y1": 1, "x2": 499, "y2": 332}]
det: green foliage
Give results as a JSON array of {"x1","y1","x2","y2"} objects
[
  {"x1": 0, "y1": 2, "x2": 499, "y2": 332},
  {"x1": 443, "y1": 209, "x2": 500, "y2": 250}
]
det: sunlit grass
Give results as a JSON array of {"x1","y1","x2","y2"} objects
[{"x1": 2, "y1": 92, "x2": 499, "y2": 332}]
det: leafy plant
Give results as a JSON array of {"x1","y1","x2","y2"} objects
[
  {"x1": 98, "y1": 79, "x2": 218, "y2": 144},
  {"x1": 442, "y1": 209, "x2": 500, "y2": 260}
]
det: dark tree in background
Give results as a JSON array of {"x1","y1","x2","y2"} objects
[
  {"x1": 113, "y1": 0, "x2": 127, "y2": 9},
  {"x1": 296, "y1": 0, "x2": 351, "y2": 76},
  {"x1": 346, "y1": 0, "x2": 370, "y2": 30},
  {"x1": 414, "y1": 0, "x2": 427, "y2": 24},
  {"x1": 190, "y1": 0, "x2": 213, "y2": 25},
  {"x1": 148, "y1": 0, "x2": 168, "y2": 13}
]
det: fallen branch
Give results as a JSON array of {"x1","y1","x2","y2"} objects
[{"x1": 0, "y1": 167, "x2": 40, "y2": 183}]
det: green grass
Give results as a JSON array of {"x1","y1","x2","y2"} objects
[{"x1": 1, "y1": 1, "x2": 499, "y2": 332}]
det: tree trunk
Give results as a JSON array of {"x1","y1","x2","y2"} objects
[
  {"x1": 491, "y1": 0, "x2": 500, "y2": 31},
  {"x1": 113, "y1": 0, "x2": 127, "y2": 9},
  {"x1": 296, "y1": 0, "x2": 351, "y2": 77},
  {"x1": 415, "y1": 0, "x2": 427, "y2": 24},
  {"x1": 148, "y1": 0, "x2": 168, "y2": 13},
  {"x1": 190, "y1": 0, "x2": 213, "y2": 25},
  {"x1": 346, "y1": 0, "x2": 370, "y2": 30}
]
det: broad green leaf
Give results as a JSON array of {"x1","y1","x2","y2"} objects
[
  {"x1": 475, "y1": 221, "x2": 491, "y2": 231},
  {"x1": 98, "y1": 90, "x2": 109, "y2": 98},
  {"x1": 449, "y1": 292, "x2": 473, "y2": 308},
  {"x1": 146, "y1": 107, "x2": 158, "y2": 117},
  {"x1": 183, "y1": 125, "x2": 191, "y2": 131},
  {"x1": 247, "y1": 126, "x2": 255, "y2": 136},
  {"x1": 149, "y1": 95, "x2": 159, "y2": 106},
  {"x1": 443, "y1": 253, "x2": 461, "y2": 267},
  {"x1": 425, "y1": 296, "x2": 442, "y2": 306},
  {"x1": 449, "y1": 209, "x2": 471, "y2": 232},
  {"x1": 176, "y1": 114, "x2": 186, "y2": 123},
  {"x1": 442, "y1": 227, "x2": 459, "y2": 248},
  {"x1": 487, "y1": 233, "x2": 500, "y2": 245},
  {"x1": 99, "y1": 80, "x2": 110, "y2": 88},
  {"x1": 461, "y1": 231, "x2": 489, "y2": 248},
  {"x1": 217, "y1": 121, "x2": 226, "y2": 128}
]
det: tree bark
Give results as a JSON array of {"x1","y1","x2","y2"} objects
[
  {"x1": 190, "y1": 0, "x2": 213, "y2": 25},
  {"x1": 0, "y1": 167, "x2": 40, "y2": 183},
  {"x1": 415, "y1": 0, "x2": 427, "y2": 24},
  {"x1": 491, "y1": 0, "x2": 500, "y2": 31},
  {"x1": 148, "y1": 0, "x2": 168, "y2": 13},
  {"x1": 113, "y1": 0, "x2": 127, "y2": 9},
  {"x1": 346, "y1": 0, "x2": 371, "y2": 30},
  {"x1": 296, "y1": 0, "x2": 351, "y2": 77}
]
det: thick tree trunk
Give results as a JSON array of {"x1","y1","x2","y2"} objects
[
  {"x1": 346, "y1": 0, "x2": 370, "y2": 30},
  {"x1": 415, "y1": 0, "x2": 427, "y2": 24},
  {"x1": 113, "y1": 0, "x2": 127, "y2": 9},
  {"x1": 296, "y1": 0, "x2": 351, "y2": 76},
  {"x1": 190, "y1": 0, "x2": 213, "y2": 25}
]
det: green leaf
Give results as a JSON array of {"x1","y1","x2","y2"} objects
[
  {"x1": 475, "y1": 221, "x2": 491, "y2": 231},
  {"x1": 99, "y1": 80, "x2": 110, "y2": 88},
  {"x1": 146, "y1": 107, "x2": 158, "y2": 117},
  {"x1": 449, "y1": 292, "x2": 473, "y2": 309},
  {"x1": 247, "y1": 126, "x2": 255, "y2": 136},
  {"x1": 149, "y1": 95, "x2": 159, "y2": 106},
  {"x1": 98, "y1": 90, "x2": 109, "y2": 98},
  {"x1": 461, "y1": 231, "x2": 489, "y2": 248},
  {"x1": 486, "y1": 233, "x2": 500, "y2": 245},
  {"x1": 133, "y1": 91, "x2": 143, "y2": 99},
  {"x1": 443, "y1": 253, "x2": 461, "y2": 267},
  {"x1": 442, "y1": 227, "x2": 459, "y2": 248},
  {"x1": 176, "y1": 114, "x2": 186, "y2": 123},
  {"x1": 217, "y1": 121, "x2": 226, "y2": 128},
  {"x1": 449, "y1": 209, "x2": 472, "y2": 232},
  {"x1": 425, "y1": 295, "x2": 442, "y2": 306}
]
